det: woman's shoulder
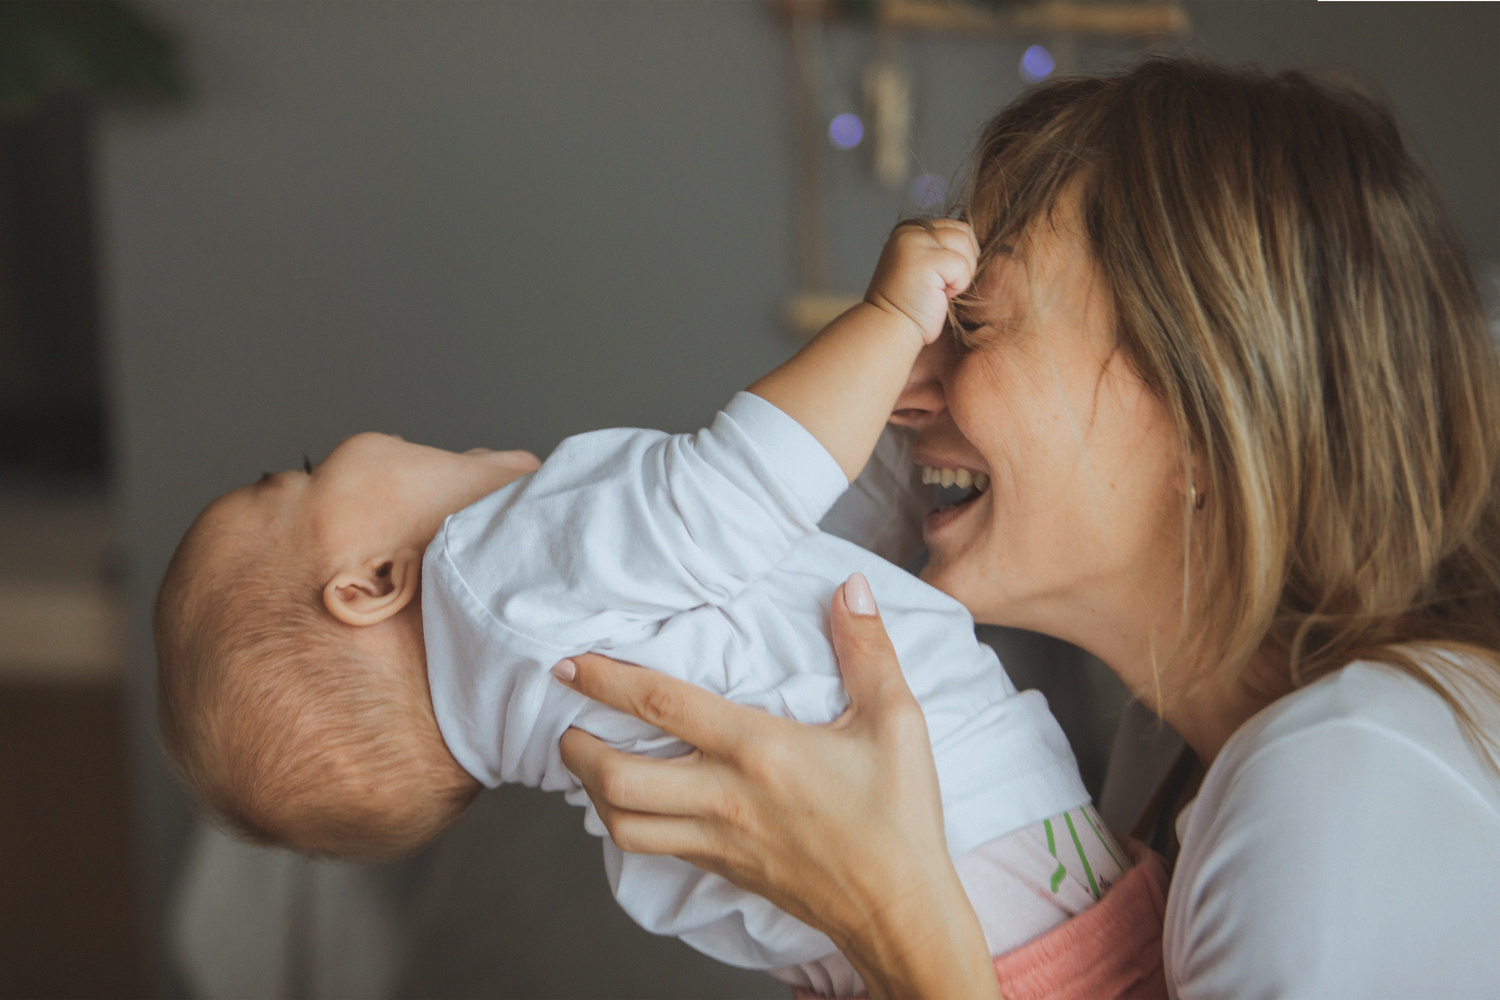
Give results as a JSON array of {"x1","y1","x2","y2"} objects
[
  {"x1": 1178, "y1": 658, "x2": 1500, "y2": 863},
  {"x1": 1215, "y1": 657, "x2": 1500, "y2": 806},
  {"x1": 1224, "y1": 659, "x2": 1494, "y2": 773},
  {"x1": 1164, "y1": 657, "x2": 1500, "y2": 998},
  {"x1": 1179, "y1": 656, "x2": 1500, "y2": 870}
]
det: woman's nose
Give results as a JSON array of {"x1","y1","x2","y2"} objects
[{"x1": 889, "y1": 336, "x2": 951, "y2": 429}]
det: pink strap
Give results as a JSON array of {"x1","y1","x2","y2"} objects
[
  {"x1": 792, "y1": 839, "x2": 1169, "y2": 1000},
  {"x1": 988, "y1": 839, "x2": 1167, "y2": 1000}
]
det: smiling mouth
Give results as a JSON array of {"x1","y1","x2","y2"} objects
[{"x1": 921, "y1": 464, "x2": 989, "y2": 511}]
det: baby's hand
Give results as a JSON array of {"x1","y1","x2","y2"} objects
[{"x1": 863, "y1": 219, "x2": 980, "y2": 345}]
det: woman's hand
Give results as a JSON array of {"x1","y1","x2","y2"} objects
[{"x1": 554, "y1": 573, "x2": 1000, "y2": 1000}]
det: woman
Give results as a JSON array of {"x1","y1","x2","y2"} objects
[{"x1": 556, "y1": 59, "x2": 1500, "y2": 997}]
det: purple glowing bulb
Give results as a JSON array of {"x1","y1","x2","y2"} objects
[
  {"x1": 829, "y1": 112, "x2": 864, "y2": 150},
  {"x1": 1020, "y1": 45, "x2": 1055, "y2": 83}
]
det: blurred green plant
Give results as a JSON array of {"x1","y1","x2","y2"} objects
[{"x1": 0, "y1": 0, "x2": 187, "y2": 121}]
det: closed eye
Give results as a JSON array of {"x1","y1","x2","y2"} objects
[
  {"x1": 953, "y1": 313, "x2": 985, "y2": 335},
  {"x1": 949, "y1": 308, "x2": 988, "y2": 346}
]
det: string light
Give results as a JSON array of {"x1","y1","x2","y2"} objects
[
  {"x1": 828, "y1": 112, "x2": 864, "y2": 150},
  {"x1": 1020, "y1": 44, "x2": 1054, "y2": 83}
]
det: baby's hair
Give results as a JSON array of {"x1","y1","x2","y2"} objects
[{"x1": 155, "y1": 496, "x2": 478, "y2": 860}]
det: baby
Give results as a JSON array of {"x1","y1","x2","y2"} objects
[{"x1": 156, "y1": 220, "x2": 1126, "y2": 996}]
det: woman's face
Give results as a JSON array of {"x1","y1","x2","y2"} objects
[{"x1": 892, "y1": 195, "x2": 1187, "y2": 657}]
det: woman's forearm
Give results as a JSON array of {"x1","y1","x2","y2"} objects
[{"x1": 836, "y1": 861, "x2": 1001, "y2": 1000}]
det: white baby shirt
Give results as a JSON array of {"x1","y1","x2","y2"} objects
[{"x1": 423, "y1": 392, "x2": 1089, "y2": 970}]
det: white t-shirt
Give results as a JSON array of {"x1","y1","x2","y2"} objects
[
  {"x1": 1166, "y1": 658, "x2": 1500, "y2": 998},
  {"x1": 423, "y1": 392, "x2": 1089, "y2": 970}
]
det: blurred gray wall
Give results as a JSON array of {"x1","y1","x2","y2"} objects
[{"x1": 96, "y1": 2, "x2": 1496, "y2": 996}]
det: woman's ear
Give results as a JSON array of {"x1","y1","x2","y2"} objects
[{"x1": 323, "y1": 548, "x2": 422, "y2": 626}]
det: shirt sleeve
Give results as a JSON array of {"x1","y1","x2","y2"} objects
[
  {"x1": 818, "y1": 423, "x2": 934, "y2": 567},
  {"x1": 436, "y1": 391, "x2": 848, "y2": 648},
  {"x1": 423, "y1": 391, "x2": 849, "y2": 788},
  {"x1": 1169, "y1": 720, "x2": 1500, "y2": 1000}
]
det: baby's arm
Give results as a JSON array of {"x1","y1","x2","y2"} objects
[
  {"x1": 750, "y1": 220, "x2": 978, "y2": 481},
  {"x1": 438, "y1": 221, "x2": 976, "y2": 648}
]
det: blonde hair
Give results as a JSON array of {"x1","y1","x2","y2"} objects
[
  {"x1": 957, "y1": 58, "x2": 1500, "y2": 760},
  {"x1": 155, "y1": 500, "x2": 478, "y2": 859}
]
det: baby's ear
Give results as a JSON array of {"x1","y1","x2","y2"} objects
[{"x1": 323, "y1": 549, "x2": 421, "y2": 626}]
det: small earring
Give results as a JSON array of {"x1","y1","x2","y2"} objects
[{"x1": 1190, "y1": 484, "x2": 1205, "y2": 510}]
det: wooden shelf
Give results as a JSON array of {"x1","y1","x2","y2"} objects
[
  {"x1": 775, "y1": 0, "x2": 1190, "y2": 338},
  {"x1": 779, "y1": 0, "x2": 1190, "y2": 40}
]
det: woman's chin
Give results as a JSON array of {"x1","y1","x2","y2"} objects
[
  {"x1": 922, "y1": 486, "x2": 988, "y2": 552},
  {"x1": 918, "y1": 558, "x2": 955, "y2": 593},
  {"x1": 919, "y1": 558, "x2": 988, "y2": 622},
  {"x1": 918, "y1": 539, "x2": 976, "y2": 603},
  {"x1": 920, "y1": 490, "x2": 1004, "y2": 617}
]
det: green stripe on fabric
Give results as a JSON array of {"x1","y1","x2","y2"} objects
[
  {"x1": 1082, "y1": 805, "x2": 1127, "y2": 871},
  {"x1": 1065, "y1": 812, "x2": 1100, "y2": 899},
  {"x1": 1044, "y1": 818, "x2": 1067, "y2": 893}
]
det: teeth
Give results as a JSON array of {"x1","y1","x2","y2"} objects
[{"x1": 920, "y1": 466, "x2": 989, "y2": 493}]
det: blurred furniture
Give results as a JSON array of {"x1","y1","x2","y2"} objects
[
  {"x1": 0, "y1": 482, "x2": 141, "y2": 999},
  {"x1": 0, "y1": 1, "x2": 186, "y2": 475}
]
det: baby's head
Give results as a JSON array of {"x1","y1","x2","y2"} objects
[{"x1": 155, "y1": 432, "x2": 539, "y2": 859}]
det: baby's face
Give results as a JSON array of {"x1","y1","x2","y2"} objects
[{"x1": 218, "y1": 433, "x2": 541, "y2": 570}]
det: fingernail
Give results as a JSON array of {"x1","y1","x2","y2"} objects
[
  {"x1": 844, "y1": 573, "x2": 878, "y2": 616},
  {"x1": 551, "y1": 658, "x2": 577, "y2": 683}
]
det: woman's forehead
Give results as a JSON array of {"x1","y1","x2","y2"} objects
[
  {"x1": 971, "y1": 170, "x2": 1090, "y2": 245},
  {"x1": 972, "y1": 209, "x2": 1092, "y2": 299}
]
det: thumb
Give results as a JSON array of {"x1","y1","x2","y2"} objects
[{"x1": 830, "y1": 573, "x2": 912, "y2": 714}]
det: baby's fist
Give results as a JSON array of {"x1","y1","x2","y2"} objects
[{"x1": 863, "y1": 220, "x2": 979, "y2": 345}]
